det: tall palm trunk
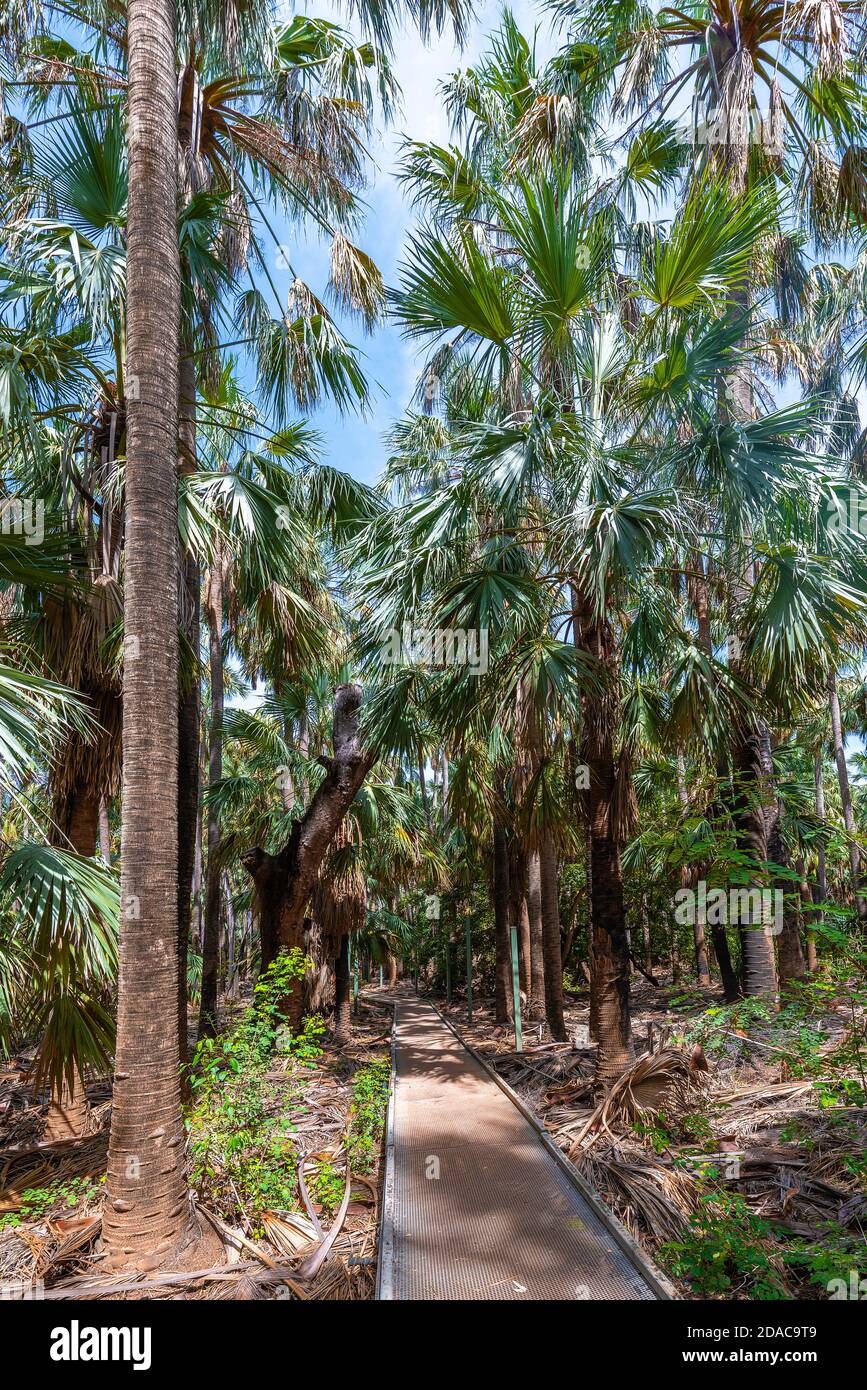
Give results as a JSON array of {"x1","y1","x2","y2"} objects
[
  {"x1": 104, "y1": 0, "x2": 204, "y2": 1270},
  {"x1": 539, "y1": 833, "x2": 567, "y2": 1040},
  {"x1": 45, "y1": 799, "x2": 97, "y2": 1140},
  {"x1": 334, "y1": 934, "x2": 351, "y2": 1043},
  {"x1": 526, "y1": 850, "x2": 546, "y2": 1020},
  {"x1": 809, "y1": 754, "x2": 827, "y2": 973},
  {"x1": 177, "y1": 352, "x2": 200, "y2": 1072},
  {"x1": 731, "y1": 722, "x2": 778, "y2": 999},
  {"x1": 828, "y1": 672, "x2": 867, "y2": 932},
  {"x1": 677, "y1": 756, "x2": 709, "y2": 985},
  {"x1": 574, "y1": 595, "x2": 632, "y2": 1083},
  {"x1": 492, "y1": 822, "x2": 512, "y2": 1026},
  {"x1": 198, "y1": 544, "x2": 224, "y2": 1038}
]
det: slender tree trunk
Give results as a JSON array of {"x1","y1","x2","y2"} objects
[
  {"x1": 104, "y1": 0, "x2": 209, "y2": 1270},
  {"x1": 198, "y1": 545, "x2": 224, "y2": 1038},
  {"x1": 809, "y1": 754, "x2": 827, "y2": 973},
  {"x1": 768, "y1": 807, "x2": 807, "y2": 987},
  {"x1": 333, "y1": 935, "x2": 351, "y2": 1043},
  {"x1": 828, "y1": 672, "x2": 867, "y2": 931},
  {"x1": 732, "y1": 720, "x2": 778, "y2": 1000},
  {"x1": 526, "y1": 855, "x2": 546, "y2": 1021},
  {"x1": 678, "y1": 757, "x2": 710, "y2": 985},
  {"x1": 539, "y1": 833, "x2": 567, "y2": 1040},
  {"x1": 492, "y1": 823, "x2": 512, "y2": 1026},
  {"x1": 45, "y1": 794, "x2": 97, "y2": 1139},
  {"x1": 640, "y1": 890, "x2": 652, "y2": 975},
  {"x1": 99, "y1": 799, "x2": 111, "y2": 864}
]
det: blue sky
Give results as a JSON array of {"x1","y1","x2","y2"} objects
[{"x1": 268, "y1": 0, "x2": 553, "y2": 485}]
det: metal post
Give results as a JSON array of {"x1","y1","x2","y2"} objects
[
  {"x1": 379, "y1": 965, "x2": 383, "y2": 989},
  {"x1": 510, "y1": 924, "x2": 523, "y2": 1053},
  {"x1": 445, "y1": 936, "x2": 452, "y2": 1006},
  {"x1": 465, "y1": 923, "x2": 473, "y2": 1025}
]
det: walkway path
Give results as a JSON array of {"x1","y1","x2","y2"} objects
[{"x1": 378, "y1": 997, "x2": 665, "y2": 1301}]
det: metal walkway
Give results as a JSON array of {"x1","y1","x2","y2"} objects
[{"x1": 378, "y1": 998, "x2": 666, "y2": 1301}]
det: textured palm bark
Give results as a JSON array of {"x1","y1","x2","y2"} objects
[
  {"x1": 198, "y1": 545, "x2": 224, "y2": 1038},
  {"x1": 241, "y1": 684, "x2": 375, "y2": 1029},
  {"x1": 46, "y1": 795, "x2": 97, "y2": 1139},
  {"x1": 731, "y1": 723, "x2": 778, "y2": 1000},
  {"x1": 508, "y1": 843, "x2": 530, "y2": 999},
  {"x1": 677, "y1": 757, "x2": 710, "y2": 985},
  {"x1": 333, "y1": 934, "x2": 351, "y2": 1044},
  {"x1": 177, "y1": 353, "x2": 200, "y2": 1073},
  {"x1": 828, "y1": 672, "x2": 867, "y2": 932},
  {"x1": 104, "y1": 0, "x2": 209, "y2": 1271},
  {"x1": 526, "y1": 850, "x2": 546, "y2": 1021},
  {"x1": 573, "y1": 595, "x2": 633, "y2": 1084},
  {"x1": 808, "y1": 754, "x2": 827, "y2": 973},
  {"x1": 492, "y1": 822, "x2": 513, "y2": 1026},
  {"x1": 539, "y1": 833, "x2": 567, "y2": 1041},
  {"x1": 767, "y1": 807, "x2": 807, "y2": 987}
]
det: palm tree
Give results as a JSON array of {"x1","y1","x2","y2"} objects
[{"x1": 101, "y1": 0, "x2": 206, "y2": 1272}]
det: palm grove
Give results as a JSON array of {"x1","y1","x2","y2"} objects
[{"x1": 2, "y1": 0, "x2": 867, "y2": 1276}]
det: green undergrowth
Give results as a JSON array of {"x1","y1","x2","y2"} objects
[
  {"x1": 0, "y1": 1174, "x2": 103, "y2": 1230},
  {"x1": 187, "y1": 949, "x2": 323, "y2": 1234}
]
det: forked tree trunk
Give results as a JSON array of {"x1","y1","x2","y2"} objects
[
  {"x1": 198, "y1": 545, "x2": 224, "y2": 1038},
  {"x1": 104, "y1": 0, "x2": 211, "y2": 1271},
  {"x1": 241, "y1": 684, "x2": 375, "y2": 1029},
  {"x1": 526, "y1": 850, "x2": 546, "y2": 1021}
]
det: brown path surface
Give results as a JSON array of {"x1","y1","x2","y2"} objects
[{"x1": 379, "y1": 998, "x2": 663, "y2": 1301}]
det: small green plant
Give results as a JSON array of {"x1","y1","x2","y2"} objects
[
  {"x1": 347, "y1": 1057, "x2": 390, "y2": 1173},
  {"x1": 0, "y1": 1174, "x2": 103, "y2": 1229},
  {"x1": 660, "y1": 1189, "x2": 789, "y2": 1300},
  {"x1": 309, "y1": 1159, "x2": 345, "y2": 1215}
]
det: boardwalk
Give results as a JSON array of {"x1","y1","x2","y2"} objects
[{"x1": 378, "y1": 998, "x2": 666, "y2": 1301}]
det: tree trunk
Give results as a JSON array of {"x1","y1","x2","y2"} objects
[
  {"x1": 104, "y1": 0, "x2": 210, "y2": 1271},
  {"x1": 177, "y1": 351, "x2": 200, "y2": 1074},
  {"x1": 678, "y1": 757, "x2": 710, "y2": 985},
  {"x1": 46, "y1": 796, "x2": 96, "y2": 1139},
  {"x1": 333, "y1": 935, "x2": 351, "y2": 1044},
  {"x1": 198, "y1": 545, "x2": 224, "y2": 1039},
  {"x1": 809, "y1": 754, "x2": 826, "y2": 973},
  {"x1": 539, "y1": 833, "x2": 567, "y2": 1040},
  {"x1": 44, "y1": 1066, "x2": 89, "y2": 1143},
  {"x1": 492, "y1": 822, "x2": 512, "y2": 1026},
  {"x1": 241, "y1": 684, "x2": 375, "y2": 1029},
  {"x1": 99, "y1": 799, "x2": 111, "y2": 864},
  {"x1": 768, "y1": 808, "x2": 807, "y2": 988},
  {"x1": 526, "y1": 850, "x2": 546, "y2": 1021},
  {"x1": 732, "y1": 721, "x2": 779, "y2": 1000},
  {"x1": 828, "y1": 672, "x2": 867, "y2": 932}
]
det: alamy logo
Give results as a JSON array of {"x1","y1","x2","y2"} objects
[
  {"x1": 674, "y1": 880, "x2": 783, "y2": 936},
  {"x1": 49, "y1": 1320, "x2": 152, "y2": 1371},
  {"x1": 0, "y1": 497, "x2": 44, "y2": 546},
  {"x1": 379, "y1": 623, "x2": 489, "y2": 676}
]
